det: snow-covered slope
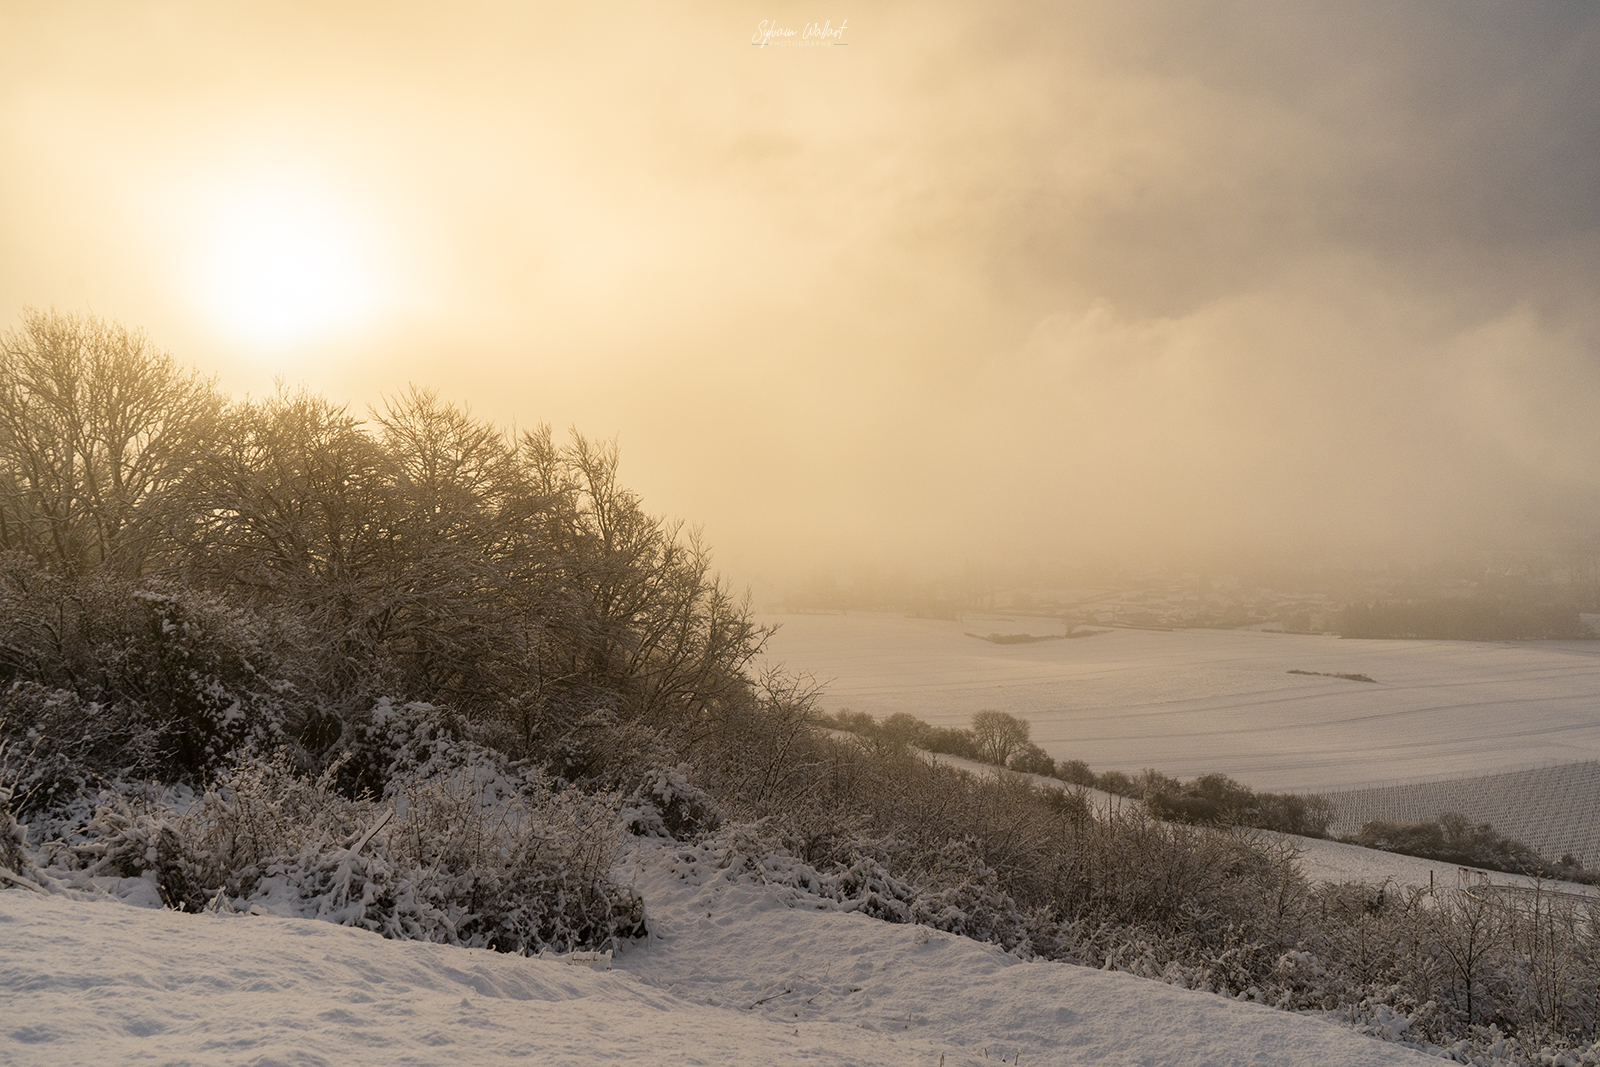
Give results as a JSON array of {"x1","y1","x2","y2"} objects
[
  {"x1": 1, "y1": 842, "x2": 1440, "y2": 1067},
  {"x1": 758, "y1": 612, "x2": 1600, "y2": 790},
  {"x1": 1284, "y1": 832, "x2": 1599, "y2": 898}
]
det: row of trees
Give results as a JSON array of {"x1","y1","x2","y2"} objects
[
  {"x1": 825, "y1": 708, "x2": 1335, "y2": 837},
  {"x1": 828, "y1": 708, "x2": 1058, "y2": 773}
]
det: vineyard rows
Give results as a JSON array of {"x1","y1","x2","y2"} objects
[{"x1": 1318, "y1": 760, "x2": 1600, "y2": 869}]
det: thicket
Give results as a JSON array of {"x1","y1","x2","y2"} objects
[
  {"x1": 823, "y1": 708, "x2": 1334, "y2": 837},
  {"x1": 7, "y1": 311, "x2": 1600, "y2": 1061},
  {"x1": 0, "y1": 309, "x2": 760, "y2": 949},
  {"x1": 54, "y1": 737, "x2": 643, "y2": 951},
  {"x1": 744, "y1": 717, "x2": 1600, "y2": 1059},
  {"x1": 1140, "y1": 770, "x2": 1335, "y2": 838},
  {"x1": 1350, "y1": 814, "x2": 1598, "y2": 885}
]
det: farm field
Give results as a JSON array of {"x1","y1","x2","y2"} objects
[
  {"x1": 1320, "y1": 761, "x2": 1600, "y2": 869},
  {"x1": 757, "y1": 612, "x2": 1600, "y2": 792}
]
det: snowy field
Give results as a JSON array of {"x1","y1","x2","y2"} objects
[
  {"x1": 758, "y1": 612, "x2": 1600, "y2": 791},
  {"x1": 0, "y1": 840, "x2": 1442, "y2": 1067},
  {"x1": 1284, "y1": 833, "x2": 1596, "y2": 898}
]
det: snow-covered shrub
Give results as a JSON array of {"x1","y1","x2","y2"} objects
[
  {"x1": 0, "y1": 570, "x2": 298, "y2": 788},
  {"x1": 665, "y1": 826, "x2": 914, "y2": 918},
  {"x1": 1271, "y1": 877, "x2": 1600, "y2": 1058},
  {"x1": 663, "y1": 825, "x2": 1034, "y2": 945},
  {"x1": 0, "y1": 737, "x2": 29, "y2": 877},
  {"x1": 899, "y1": 836, "x2": 1037, "y2": 946},
  {"x1": 619, "y1": 762, "x2": 723, "y2": 839},
  {"x1": 1027, "y1": 809, "x2": 1311, "y2": 990},
  {"x1": 70, "y1": 789, "x2": 211, "y2": 908},
  {"x1": 336, "y1": 697, "x2": 466, "y2": 797},
  {"x1": 51, "y1": 751, "x2": 645, "y2": 953},
  {"x1": 107, "y1": 589, "x2": 295, "y2": 778},
  {"x1": 513, "y1": 687, "x2": 629, "y2": 781},
  {"x1": 688, "y1": 718, "x2": 1320, "y2": 963},
  {"x1": 0, "y1": 682, "x2": 161, "y2": 815}
]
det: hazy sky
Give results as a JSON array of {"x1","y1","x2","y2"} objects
[{"x1": 3, "y1": 2, "x2": 1599, "y2": 589}]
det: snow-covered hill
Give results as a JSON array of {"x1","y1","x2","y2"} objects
[
  {"x1": 1, "y1": 840, "x2": 1444, "y2": 1067},
  {"x1": 759, "y1": 613, "x2": 1600, "y2": 789}
]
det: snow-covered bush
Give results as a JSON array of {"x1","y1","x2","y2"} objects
[
  {"x1": 69, "y1": 788, "x2": 210, "y2": 908},
  {"x1": 0, "y1": 570, "x2": 298, "y2": 789},
  {"x1": 1271, "y1": 878, "x2": 1600, "y2": 1057},
  {"x1": 660, "y1": 825, "x2": 1032, "y2": 947},
  {"x1": 0, "y1": 737, "x2": 29, "y2": 877},
  {"x1": 45, "y1": 751, "x2": 645, "y2": 953},
  {"x1": 335, "y1": 697, "x2": 466, "y2": 798},
  {"x1": 104, "y1": 589, "x2": 296, "y2": 778},
  {"x1": 684, "y1": 719, "x2": 1319, "y2": 968},
  {"x1": 897, "y1": 836, "x2": 1039, "y2": 946},
  {"x1": 620, "y1": 762, "x2": 723, "y2": 839},
  {"x1": 0, "y1": 683, "x2": 157, "y2": 815}
]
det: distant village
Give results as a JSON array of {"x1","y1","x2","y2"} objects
[{"x1": 779, "y1": 556, "x2": 1600, "y2": 640}]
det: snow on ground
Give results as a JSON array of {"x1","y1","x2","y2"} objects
[
  {"x1": 758, "y1": 612, "x2": 1600, "y2": 790},
  {"x1": 1284, "y1": 833, "x2": 1599, "y2": 899},
  {"x1": 1, "y1": 883, "x2": 820, "y2": 1067},
  {"x1": 2, "y1": 840, "x2": 1443, "y2": 1067}
]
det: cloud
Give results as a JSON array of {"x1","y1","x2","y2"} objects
[{"x1": 1, "y1": 0, "x2": 1598, "y2": 582}]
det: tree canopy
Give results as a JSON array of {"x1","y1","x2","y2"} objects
[{"x1": 0, "y1": 310, "x2": 768, "y2": 787}]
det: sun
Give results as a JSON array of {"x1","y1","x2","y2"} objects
[{"x1": 196, "y1": 184, "x2": 381, "y2": 349}]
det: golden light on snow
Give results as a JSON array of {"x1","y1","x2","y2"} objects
[{"x1": 195, "y1": 184, "x2": 381, "y2": 349}]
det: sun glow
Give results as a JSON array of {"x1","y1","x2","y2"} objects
[{"x1": 196, "y1": 184, "x2": 382, "y2": 349}]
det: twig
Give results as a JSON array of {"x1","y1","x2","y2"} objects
[
  {"x1": 746, "y1": 985, "x2": 794, "y2": 1008},
  {"x1": 350, "y1": 808, "x2": 394, "y2": 857},
  {"x1": 0, "y1": 866, "x2": 48, "y2": 894}
]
